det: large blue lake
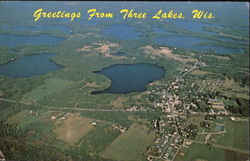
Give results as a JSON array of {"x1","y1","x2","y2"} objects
[
  {"x1": 104, "y1": 24, "x2": 142, "y2": 40},
  {"x1": 0, "y1": 53, "x2": 62, "y2": 78},
  {"x1": 0, "y1": 34, "x2": 65, "y2": 47},
  {"x1": 92, "y1": 63, "x2": 164, "y2": 94},
  {"x1": 155, "y1": 36, "x2": 244, "y2": 54},
  {"x1": 171, "y1": 20, "x2": 221, "y2": 34},
  {"x1": 0, "y1": 25, "x2": 72, "y2": 34}
]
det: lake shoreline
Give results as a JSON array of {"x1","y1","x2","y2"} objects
[{"x1": 91, "y1": 63, "x2": 165, "y2": 95}]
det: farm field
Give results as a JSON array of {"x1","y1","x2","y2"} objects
[
  {"x1": 6, "y1": 109, "x2": 61, "y2": 129},
  {"x1": 183, "y1": 143, "x2": 225, "y2": 161},
  {"x1": 54, "y1": 113, "x2": 95, "y2": 145},
  {"x1": 22, "y1": 78, "x2": 75, "y2": 103},
  {"x1": 175, "y1": 143, "x2": 249, "y2": 161},
  {"x1": 100, "y1": 123, "x2": 155, "y2": 161}
]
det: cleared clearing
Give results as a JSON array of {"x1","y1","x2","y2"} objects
[
  {"x1": 54, "y1": 113, "x2": 95, "y2": 145},
  {"x1": 208, "y1": 55, "x2": 231, "y2": 60},
  {"x1": 94, "y1": 42, "x2": 119, "y2": 56},
  {"x1": 141, "y1": 45, "x2": 197, "y2": 63},
  {"x1": 221, "y1": 77, "x2": 249, "y2": 99},
  {"x1": 78, "y1": 41, "x2": 119, "y2": 55},
  {"x1": 77, "y1": 45, "x2": 93, "y2": 52},
  {"x1": 191, "y1": 69, "x2": 210, "y2": 76},
  {"x1": 222, "y1": 77, "x2": 248, "y2": 91},
  {"x1": 83, "y1": 82, "x2": 98, "y2": 88}
]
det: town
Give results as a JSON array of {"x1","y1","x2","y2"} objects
[{"x1": 126, "y1": 59, "x2": 241, "y2": 161}]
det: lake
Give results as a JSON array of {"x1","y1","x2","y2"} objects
[
  {"x1": 152, "y1": 25, "x2": 175, "y2": 34},
  {"x1": 0, "y1": 53, "x2": 63, "y2": 78},
  {"x1": 155, "y1": 36, "x2": 243, "y2": 54},
  {"x1": 91, "y1": 63, "x2": 164, "y2": 94},
  {"x1": 0, "y1": 25, "x2": 72, "y2": 34},
  {"x1": 191, "y1": 45, "x2": 244, "y2": 54},
  {"x1": 111, "y1": 52, "x2": 126, "y2": 56},
  {"x1": 170, "y1": 20, "x2": 221, "y2": 34},
  {"x1": 0, "y1": 34, "x2": 65, "y2": 47},
  {"x1": 104, "y1": 24, "x2": 142, "y2": 40},
  {"x1": 215, "y1": 124, "x2": 224, "y2": 132},
  {"x1": 217, "y1": 36, "x2": 249, "y2": 44}
]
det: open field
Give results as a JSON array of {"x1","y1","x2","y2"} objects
[
  {"x1": 207, "y1": 55, "x2": 231, "y2": 60},
  {"x1": 100, "y1": 123, "x2": 155, "y2": 161},
  {"x1": 22, "y1": 78, "x2": 75, "y2": 103},
  {"x1": 6, "y1": 110, "x2": 30, "y2": 125},
  {"x1": 220, "y1": 77, "x2": 249, "y2": 99},
  {"x1": 176, "y1": 143, "x2": 249, "y2": 161},
  {"x1": 222, "y1": 77, "x2": 249, "y2": 91},
  {"x1": 190, "y1": 69, "x2": 210, "y2": 76},
  {"x1": 5, "y1": 110, "x2": 98, "y2": 146},
  {"x1": 208, "y1": 118, "x2": 249, "y2": 151},
  {"x1": 79, "y1": 124, "x2": 120, "y2": 154},
  {"x1": 187, "y1": 116, "x2": 205, "y2": 127},
  {"x1": 223, "y1": 149, "x2": 249, "y2": 161},
  {"x1": 77, "y1": 41, "x2": 125, "y2": 60},
  {"x1": 54, "y1": 113, "x2": 95, "y2": 145},
  {"x1": 5, "y1": 109, "x2": 65, "y2": 143},
  {"x1": 6, "y1": 109, "x2": 61, "y2": 128},
  {"x1": 173, "y1": 147, "x2": 188, "y2": 161},
  {"x1": 183, "y1": 143, "x2": 225, "y2": 161}
]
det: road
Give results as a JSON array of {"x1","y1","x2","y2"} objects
[
  {"x1": 160, "y1": 135, "x2": 174, "y2": 158},
  {"x1": 0, "y1": 97, "x2": 244, "y2": 117},
  {"x1": 210, "y1": 79, "x2": 221, "y2": 93},
  {"x1": 0, "y1": 97, "x2": 125, "y2": 112},
  {"x1": 176, "y1": 61, "x2": 205, "y2": 82}
]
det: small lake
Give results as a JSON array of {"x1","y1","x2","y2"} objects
[
  {"x1": 104, "y1": 24, "x2": 142, "y2": 40},
  {"x1": 0, "y1": 53, "x2": 62, "y2": 78},
  {"x1": 92, "y1": 63, "x2": 164, "y2": 94},
  {"x1": 0, "y1": 34, "x2": 65, "y2": 47},
  {"x1": 111, "y1": 52, "x2": 126, "y2": 56},
  {"x1": 215, "y1": 124, "x2": 224, "y2": 132},
  {"x1": 155, "y1": 36, "x2": 243, "y2": 54}
]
